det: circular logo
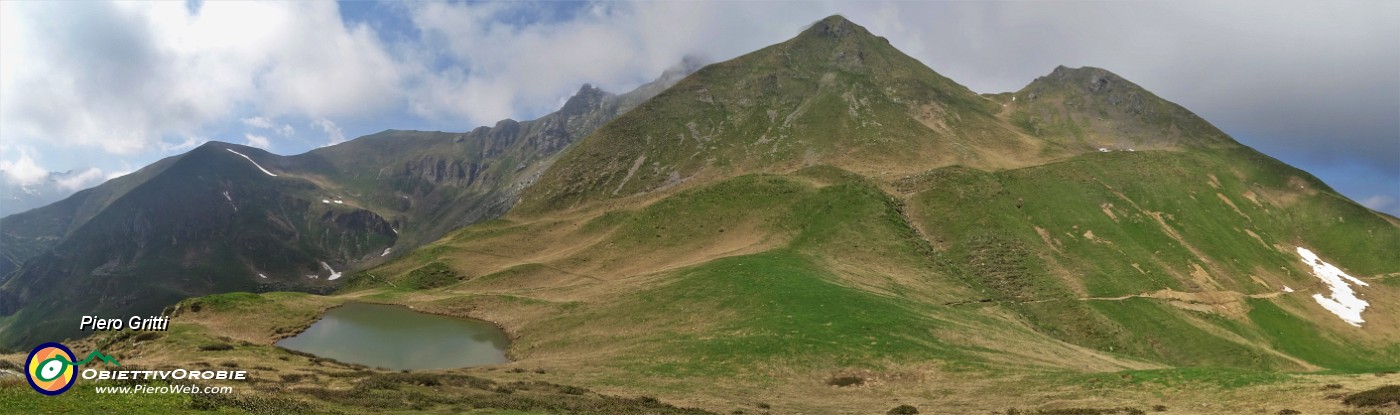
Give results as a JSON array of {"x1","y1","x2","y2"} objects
[{"x1": 25, "y1": 342, "x2": 76, "y2": 396}]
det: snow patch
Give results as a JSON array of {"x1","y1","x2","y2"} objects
[
  {"x1": 334, "y1": 199, "x2": 343, "y2": 204},
  {"x1": 322, "y1": 199, "x2": 330, "y2": 204},
  {"x1": 1098, "y1": 148, "x2": 1111, "y2": 153},
  {"x1": 1297, "y1": 247, "x2": 1370, "y2": 327},
  {"x1": 381, "y1": 248, "x2": 392, "y2": 257},
  {"x1": 391, "y1": 227, "x2": 399, "y2": 235},
  {"x1": 321, "y1": 261, "x2": 343, "y2": 281},
  {"x1": 226, "y1": 149, "x2": 278, "y2": 177},
  {"x1": 1282, "y1": 286, "x2": 1294, "y2": 293},
  {"x1": 258, "y1": 273, "x2": 268, "y2": 279}
]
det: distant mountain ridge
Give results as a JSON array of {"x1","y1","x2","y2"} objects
[
  {"x1": 0, "y1": 61, "x2": 698, "y2": 348},
  {"x1": 520, "y1": 15, "x2": 1246, "y2": 213},
  {"x1": 0, "y1": 169, "x2": 111, "y2": 218}
]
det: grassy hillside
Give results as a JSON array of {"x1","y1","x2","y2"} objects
[
  {"x1": 60, "y1": 157, "x2": 1388, "y2": 412},
  {"x1": 367, "y1": 157, "x2": 1400, "y2": 373}
]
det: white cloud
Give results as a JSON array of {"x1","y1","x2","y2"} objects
[
  {"x1": 53, "y1": 167, "x2": 107, "y2": 191},
  {"x1": 159, "y1": 136, "x2": 206, "y2": 153},
  {"x1": 404, "y1": 2, "x2": 823, "y2": 126},
  {"x1": 0, "y1": 1, "x2": 822, "y2": 157},
  {"x1": 241, "y1": 116, "x2": 275, "y2": 129},
  {"x1": 312, "y1": 118, "x2": 345, "y2": 146},
  {"x1": 0, "y1": 149, "x2": 49, "y2": 185},
  {"x1": 244, "y1": 134, "x2": 272, "y2": 150},
  {"x1": 105, "y1": 168, "x2": 134, "y2": 181},
  {"x1": 242, "y1": 116, "x2": 296, "y2": 137},
  {"x1": 0, "y1": 2, "x2": 402, "y2": 156}
]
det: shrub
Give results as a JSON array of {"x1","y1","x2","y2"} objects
[
  {"x1": 355, "y1": 372, "x2": 497, "y2": 392},
  {"x1": 1031, "y1": 408, "x2": 1145, "y2": 415},
  {"x1": 1275, "y1": 410, "x2": 1300, "y2": 415},
  {"x1": 888, "y1": 404, "x2": 920, "y2": 414},
  {"x1": 403, "y1": 262, "x2": 463, "y2": 289},
  {"x1": 132, "y1": 332, "x2": 162, "y2": 342},
  {"x1": 827, "y1": 376, "x2": 865, "y2": 387},
  {"x1": 198, "y1": 343, "x2": 234, "y2": 351},
  {"x1": 1343, "y1": 385, "x2": 1400, "y2": 407},
  {"x1": 188, "y1": 393, "x2": 314, "y2": 414},
  {"x1": 325, "y1": 370, "x2": 368, "y2": 378}
]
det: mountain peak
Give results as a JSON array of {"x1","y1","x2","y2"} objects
[
  {"x1": 658, "y1": 55, "x2": 707, "y2": 83},
  {"x1": 1013, "y1": 65, "x2": 1236, "y2": 148},
  {"x1": 799, "y1": 14, "x2": 873, "y2": 40},
  {"x1": 775, "y1": 14, "x2": 919, "y2": 76},
  {"x1": 520, "y1": 15, "x2": 1010, "y2": 212},
  {"x1": 1038, "y1": 65, "x2": 1131, "y2": 94},
  {"x1": 559, "y1": 83, "x2": 612, "y2": 118}
]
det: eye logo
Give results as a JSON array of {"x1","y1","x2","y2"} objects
[
  {"x1": 26, "y1": 342, "x2": 76, "y2": 396},
  {"x1": 23, "y1": 342, "x2": 122, "y2": 395}
]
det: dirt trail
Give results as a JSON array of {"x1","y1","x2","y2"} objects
[
  {"x1": 1080, "y1": 289, "x2": 1292, "y2": 302},
  {"x1": 945, "y1": 287, "x2": 1304, "y2": 306},
  {"x1": 454, "y1": 248, "x2": 607, "y2": 282}
]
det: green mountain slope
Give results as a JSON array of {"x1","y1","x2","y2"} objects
[
  {"x1": 0, "y1": 154, "x2": 186, "y2": 280},
  {"x1": 521, "y1": 15, "x2": 1064, "y2": 213},
  {"x1": 354, "y1": 15, "x2": 1399, "y2": 381},
  {"x1": 0, "y1": 143, "x2": 398, "y2": 347},
  {"x1": 904, "y1": 147, "x2": 1400, "y2": 371}
]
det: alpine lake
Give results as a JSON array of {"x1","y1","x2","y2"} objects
[{"x1": 276, "y1": 302, "x2": 510, "y2": 370}]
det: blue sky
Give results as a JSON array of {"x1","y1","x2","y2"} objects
[{"x1": 1, "y1": 1, "x2": 1396, "y2": 216}]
